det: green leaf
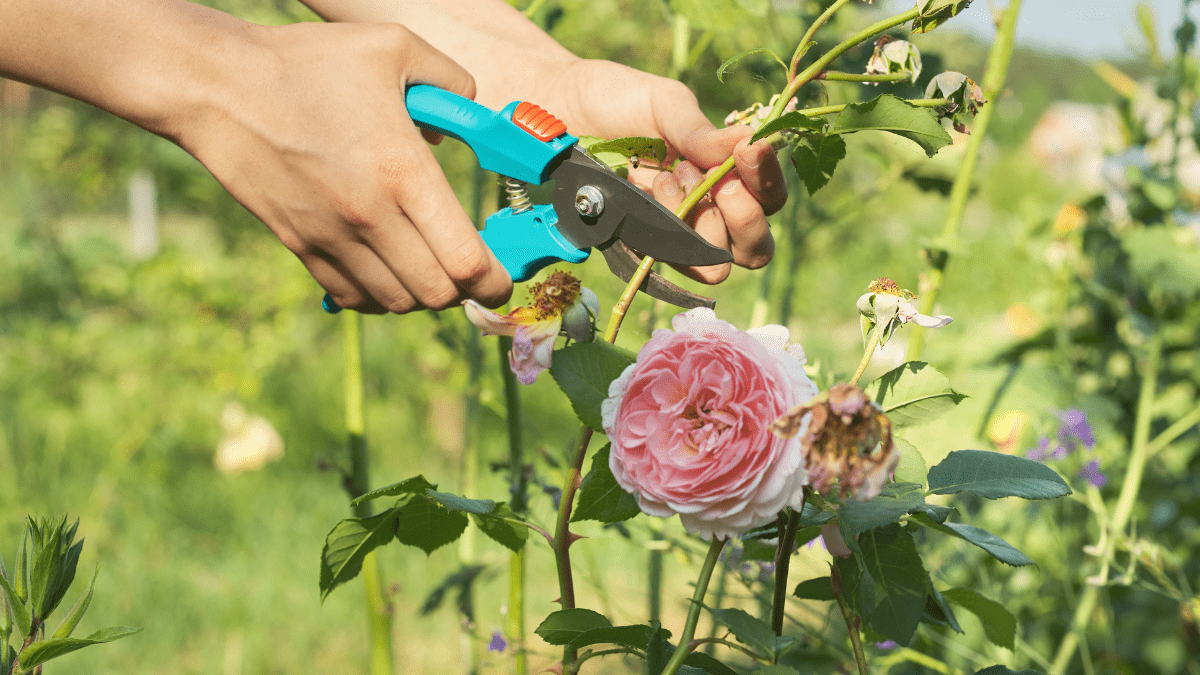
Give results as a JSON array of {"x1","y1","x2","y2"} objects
[
  {"x1": 471, "y1": 503, "x2": 528, "y2": 553},
  {"x1": 29, "y1": 518, "x2": 63, "y2": 617},
  {"x1": 912, "y1": 0, "x2": 974, "y2": 34},
  {"x1": 585, "y1": 137, "x2": 669, "y2": 166},
  {"x1": 838, "y1": 482, "x2": 926, "y2": 553},
  {"x1": 927, "y1": 449, "x2": 1072, "y2": 500},
  {"x1": 394, "y1": 496, "x2": 468, "y2": 555},
  {"x1": 791, "y1": 134, "x2": 846, "y2": 195},
  {"x1": 13, "y1": 532, "x2": 28, "y2": 604},
  {"x1": 972, "y1": 666, "x2": 1046, "y2": 675},
  {"x1": 794, "y1": 576, "x2": 835, "y2": 601},
  {"x1": 549, "y1": 342, "x2": 636, "y2": 431},
  {"x1": 678, "y1": 649, "x2": 739, "y2": 675},
  {"x1": 646, "y1": 621, "x2": 667, "y2": 675},
  {"x1": 859, "y1": 524, "x2": 929, "y2": 645},
  {"x1": 562, "y1": 624, "x2": 667, "y2": 652},
  {"x1": 911, "y1": 515, "x2": 1034, "y2": 566},
  {"x1": 44, "y1": 539, "x2": 82, "y2": 619},
  {"x1": 319, "y1": 510, "x2": 398, "y2": 601},
  {"x1": 717, "y1": 48, "x2": 787, "y2": 83},
  {"x1": 703, "y1": 606, "x2": 776, "y2": 657},
  {"x1": 751, "y1": 111, "x2": 824, "y2": 144},
  {"x1": 1124, "y1": 227, "x2": 1200, "y2": 296},
  {"x1": 17, "y1": 626, "x2": 140, "y2": 671},
  {"x1": 573, "y1": 444, "x2": 641, "y2": 524},
  {"x1": 893, "y1": 438, "x2": 927, "y2": 487},
  {"x1": 829, "y1": 95, "x2": 951, "y2": 157},
  {"x1": 52, "y1": 565, "x2": 98, "y2": 639},
  {"x1": 925, "y1": 583, "x2": 963, "y2": 633},
  {"x1": 864, "y1": 362, "x2": 966, "y2": 428},
  {"x1": 350, "y1": 475, "x2": 437, "y2": 507},
  {"x1": 0, "y1": 566, "x2": 31, "y2": 637},
  {"x1": 536, "y1": 608, "x2": 612, "y2": 645},
  {"x1": 942, "y1": 588, "x2": 1017, "y2": 650},
  {"x1": 427, "y1": 491, "x2": 495, "y2": 515}
]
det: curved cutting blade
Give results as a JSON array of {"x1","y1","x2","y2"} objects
[{"x1": 600, "y1": 242, "x2": 716, "y2": 310}]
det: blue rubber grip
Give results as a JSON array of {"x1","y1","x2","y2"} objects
[
  {"x1": 406, "y1": 85, "x2": 576, "y2": 184},
  {"x1": 482, "y1": 205, "x2": 589, "y2": 282}
]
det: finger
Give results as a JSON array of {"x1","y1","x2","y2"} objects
[
  {"x1": 298, "y1": 252, "x2": 388, "y2": 314},
  {"x1": 712, "y1": 173, "x2": 775, "y2": 269},
  {"x1": 665, "y1": 163, "x2": 731, "y2": 285},
  {"x1": 733, "y1": 137, "x2": 788, "y2": 216},
  {"x1": 355, "y1": 208, "x2": 482, "y2": 312},
  {"x1": 391, "y1": 24, "x2": 477, "y2": 101},
  {"x1": 650, "y1": 83, "x2": 745, "y2": 169}
]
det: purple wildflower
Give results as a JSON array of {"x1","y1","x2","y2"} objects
[
  {"x1": 488, "y1": 631, "x2": 508, "y2": 653},
  {"x1": 1056, "y1": 408, "x2": 1095, "y2": 453},
  {"x1": 758, "y1": 562, "x2": 776, "y2": 583},
  {"x1": 722, "y1": 546, "x2": 744, "y2": 567},
  {"x1": 875, "y1": 640, "x2": 899, "y2": 650},
  {"x1": 1027, "y1": 437, "x2": 1052, "y2": 461},
  {"x1": 1079, "y1": 460, "x2": 1108, "y2": 488}
]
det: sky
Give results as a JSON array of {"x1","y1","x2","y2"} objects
[{"x1": 883, "y1": 0, "x2": 1198, "y2": 60}]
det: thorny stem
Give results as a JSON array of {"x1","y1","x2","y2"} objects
[
  {"x1": 832, "y1": 564, "x2": 870, "y2": 675},
  {"x1": 552, "y1": 425, "x2": 594, "y2": 667},
  {"x1": 907, "y1": 0, "x2": 1024, "y2": 361},
  {"x1": 772, "y1": 507, "x2": 803, "y2": 637},
  {"x1": 569, "y1": 647, "x2": 642, "y2": 672},
  {"x1": 659, "y1": 537, "x2": 728, "y2": 675},
  {"x1": 1049, "y1": 334, "x2": 1161, "y2": 675},
  {"x1": 790, "y1": 0, "x2": 854, "y2": 80},
  {"x1": 850, "y1": 324, "x2": 882, "y2": 385}
]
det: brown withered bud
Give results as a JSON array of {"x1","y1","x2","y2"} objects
[{"x1": 771, "y1": 383, "x2": 898, "y2": 501}]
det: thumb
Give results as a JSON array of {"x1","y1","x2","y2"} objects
[{"x1": 653, "y1": 84, "x2": 751, "y2": 169}]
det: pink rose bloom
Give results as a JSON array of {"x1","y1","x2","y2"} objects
[{"x1": 601, "y1": 308, "x2": 819, "y2": 540}]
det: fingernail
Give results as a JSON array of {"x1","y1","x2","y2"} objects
[
  {"x1": 719, "y1": 177, "x2": 743, "y2": 195},
  {"x1": 659, "y1": 174, "x2": 681, "y2": 198},
  {"x1": 739, "y1": 147, "x2": 762, "y2": 171}
]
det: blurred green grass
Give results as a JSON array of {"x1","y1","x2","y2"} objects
[{"x1": 3, "y1": 1, "x2": 1183, "y2": 674}]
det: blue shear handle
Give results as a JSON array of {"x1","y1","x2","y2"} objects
[
  {"x1": 406, "y1": 85, "x2": 576, "y2": 185},
  {"x1": 483, "y1": 205, "x2": 589, "y2": 282}
]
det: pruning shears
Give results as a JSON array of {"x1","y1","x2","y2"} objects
[{"x1": 321, "y1": 84, "x2": 732, "y2": 313}]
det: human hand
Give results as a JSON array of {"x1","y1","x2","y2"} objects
[
  {"x1": 549, "y1": 60, "x2": 788, "y2": 284},
  {"x1": 173, "y1": 22, "x2": 513, "y2": 314}
]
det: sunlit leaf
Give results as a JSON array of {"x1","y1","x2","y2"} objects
[
  {"x1": 471, "y1": 503, "x2": 529, "y2": 553},
  {"x1": 319, "y1": 511, "x2": 398, "y2": 601},
  {"x1": 893, "y1": 438, "x2": 927, "y2": 487},
  {"x1": 350, "y1": 475, "x2": 437, "y2": 507},
  {"x1": 912, "y1": 0, "x2": 974, "y2": 34},
  {"x1": 791, "y1": 134, "x2": 846, "y2": 195},
  {"x1": 794, "y1": 576, "x2": 835, "y2": 601},
  {"x1": 18, "y1": 626, "x2": 140, "y2": 671},
  {"x1": 830, "y1": 95, "x2": 951, "y2": 157},
  {"x1": 911, "y1": 514, "x2": 1034, "y2": 566},
  {"x1": 535, "y1": 608, "x2": 612, "y2": 645},
  {"x1": 584, "y1": 137, "x2": 669, "y2": 166},
  {"x1": 927, "y1": 450, "x2": 1072, "y2": 500},
  {"x1": 572, "y1": 444, "x2": 641, "y2": 524},
  {"x1": 427, "y1": 491, "x2": 495, "y2": 515},
  {"x1": 750, "y1": 111, "x2": 824, "y2": 144},
  {"x1": 943, "y1": 587, "x2": 1017, "y2": 650},
  {"x1": 550, "y1": 342, "x2": 636, "y2": 431},
  {"x1": 864, "y1": 362, "x2": 966, "y2": 428},
  {"x1": 703, "y1": 606, "x2": 776, "y2": 657},
  {"x1": 394, "y1": 496, "x2": 468, "y2": 555}
]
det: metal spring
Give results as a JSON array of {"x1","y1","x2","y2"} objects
[{"x1": 505, "y1": 177, "x2": 532, "y2": 213}]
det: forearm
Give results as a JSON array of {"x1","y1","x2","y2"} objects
[
  {"x1": 0, "y1": 0, "x2": 255, "y2": 142},
  {"x1": 298, "y1": 0, "x2": 577, "y2": 109}
]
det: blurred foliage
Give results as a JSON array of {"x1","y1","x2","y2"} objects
[{"x1": 2, "y1": 0, "x2": 1198, "y2": 674}]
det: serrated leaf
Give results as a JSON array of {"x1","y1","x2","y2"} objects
[
  {"x1": 860, "y1": 524, "x2": 929, "y2": 645},
  {"x1": 394, "y1": 497, "x2": 468, "y2": 555},
  {"x1": 586, "y1": 137, "x2": 669, "y2": 166},
  {"x1": 52, "y1": 565, "x2": 98, "y2": 639},
  {"x1": 703, "y1": 606, "x2": 776, "y2": 657},
  {"x1": 927, "y1": 449, "x2": 1072, "y2": 500},
  {"x1": 791, "y1": 134, "x2": 846, "y2": 195},
  {"x1": 912, "y1": 0, "x2": 974, "y2": 34},
  {"x1": 319, "y1": 510, "x2": 398, "y2": 601},
  {"x1": 751, "y1": 111, "x2": 825, "y2": 144},
  {"x1": 830, "y1": 95, "x2": 951, "y2": 157},
  {"x1": 838, "y1": 482, "x2": 926, "y2": 555},
  {"x1": 911, "y1": 514, "x2": 1034, "y2": 566},
  {"x1": 925, "y1": 583, "x2": 963, "y2": 633},
  {"x1": 549, "y1": 342, "x2": 636, "y2": 430},
  {"x1": 536, "y1": 608, "x2": 612, "y2": 645},
  {"x1": 717, "y1": 48, "x2": 787, "y2": 83},
  {"x1": 17, "y1": 626, "x2": 140, "y2": 671},
  {"x1": 942, "y1": 588, "x2": 1016, "y2": 650},
  {"x1": 864, "y1": 362, "x2": 966, "y2": 427},
  {"x1": 573, "y1": 444, "x2": 641, "y2": 524},
  {"x1": 794, "y1": 576, "x2": 835, "y2": 601},
  {"x1": 350, "y1": 475, "x2": 437, "y2": 507},
  {"x1": 562, "y1": 624, "x2": 669, "y2": 652},
  {"x1": 893, "y1": 438, "x2": 927, "y2": 487},
  {"x1": 471, "y1": 503, "x2": 528, "y2": 553},
  {"x1": 0, "y1": 567, "x2": 30, "y2": 637},
  {"x1": 427, "y1": 491, "x2": 495, "y2": 515}
]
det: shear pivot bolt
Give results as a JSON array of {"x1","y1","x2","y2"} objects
[{"x1": 575, "y1": 186, "x2": 605, "y2": 217}]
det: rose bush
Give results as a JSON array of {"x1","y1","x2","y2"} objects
[{"x1": 601, "y1": 308, "x2": 819, "y2": 540}]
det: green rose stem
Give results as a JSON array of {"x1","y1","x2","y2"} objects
[
  {"x1": 850, "y1": 324, "x2": 882, "y2": 385},
  {"x1": 771, "y1": 507, "x2": 803, "y2": 636},
  {"x1": 906, "y1": 0, "x2": 1024, "y2": 361},
  {"x1": 832, "y1": 563, "x2": 870, "y2": 675},
  {"x1": 342, "y1": 312, "x2": 394, "y2": 675},
  {"x1": 819, "y1": 71, "x2": 913, "y2": 83},
  {"x1": 1049, "y1": 334, "x2": 1161, "y2": 675},
  {"x1": 659, "y1": 537, "x2": 728, "y2": 675}
]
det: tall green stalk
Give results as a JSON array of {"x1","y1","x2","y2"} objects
[
  {"x1": 343, "y1": 312, "x2": 394, "y2": 675},
  {"x1": 659, "y1": 538, "x2": 728, "y2": 675},
  {"x1": 1048, "y1": 334, "x2": 1161, "y2": 674},
  {"x1": 907, "y1": 0, "x2": 1025, "y2": 361}
]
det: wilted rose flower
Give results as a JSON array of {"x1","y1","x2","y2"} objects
[
  {"x1": 865, "y1": 36, "x2": 922, "y2": 84},
  {"x1": 602, "y1": 308, "x2": 818, "y2": 540},
  {"x1": 772, "y1": 383, "x2": 898, "y2": 501},
  {"x1": 463, "y1": 270, "x2": 598, "y2": 384},
  {"x1": 857, "y1": 277, "x2": 952, "y2": 348},
  {"x1": 925, "y1": 71, "x2": 987, "y2": 133}
]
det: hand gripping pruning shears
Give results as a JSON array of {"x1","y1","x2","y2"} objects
[{"x1": 321, "y1": 84, "x2": 732, "y2": 313}]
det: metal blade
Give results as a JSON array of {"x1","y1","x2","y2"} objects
[
  {"x1": 600, "y1": 241, "x2": 717, "y2": 310},
  {"x1": 550, "y1": 148, "x2": 733, "y2": 267}
]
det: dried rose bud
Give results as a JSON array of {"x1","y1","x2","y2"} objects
[{"x1": 771, "y1": 383, "x2": 898, "y2": 501}]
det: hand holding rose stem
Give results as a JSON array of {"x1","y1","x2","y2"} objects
[{"x1": 557, "y1": 5, "x2": 933, "y2": 674}]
